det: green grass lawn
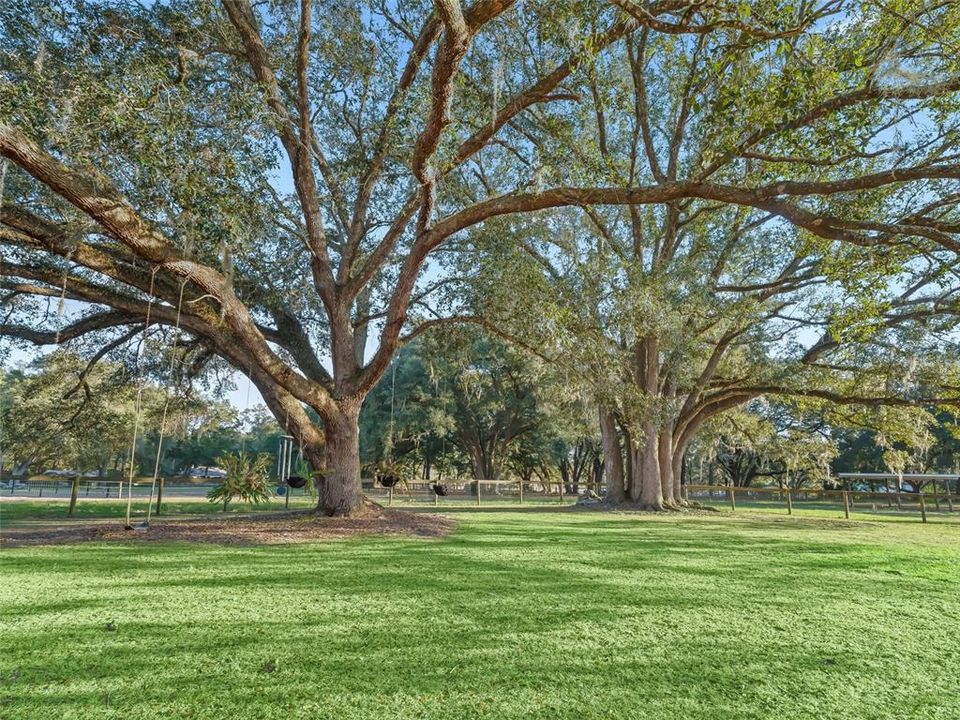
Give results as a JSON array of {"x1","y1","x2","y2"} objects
[{"x1": 2, "y1": 509, "x2": 960, "y2": 719}]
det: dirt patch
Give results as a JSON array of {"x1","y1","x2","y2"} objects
[{"x1": 0, "y1": 502, "x2": 456, "y2": 547}]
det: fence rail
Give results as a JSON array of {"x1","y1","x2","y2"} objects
[
  {"x1": 5, "y1": 475, "x2": 959, "y2": 524},
  {"x1": 684, "y1": 484, "x2": 959, "y2": 522},
  {"x1": 3, "y1": 477, "x2": 230, "y2": 518},
  {"x1": 364, "y1": 477, "x2": 600, "y2": 506}
]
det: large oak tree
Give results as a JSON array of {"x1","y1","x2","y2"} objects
[{"x1": 1, "y1": 0, "x2": 959, "y2": 513}]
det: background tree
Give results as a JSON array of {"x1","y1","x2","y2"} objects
[
  {"x1": 0, "y1": 351, "x2": 163, "y2": 476},
  {"x1": 0, "y1": 349, "x2": 282, "y2": 478},
  {"x1": 360, "y1": 332, "x2": 584, "y2": 492},
  {"x1": 436, "y1": 0, "x2": 960, "y2": 508},
  {"x1": 687, "y1": 402, "x2": 837, "y2": 489}
]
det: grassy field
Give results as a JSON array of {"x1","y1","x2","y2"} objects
[{"x1": 2, "y1": 509, "x2": 960, "y2": 719}]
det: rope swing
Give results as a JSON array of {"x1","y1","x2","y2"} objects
[
  {"x1": 123, "y1": 265, "x2": 191, "y2": 529},
  {"x1": 143, "y1": 277, "x2": 189, "y2": 526},
  {"x1": 123, "y1": 267, "x2": 159, "y2": 529},
  {"x1": 239, "y1": 362, "x2": 252, "y2": 455}
]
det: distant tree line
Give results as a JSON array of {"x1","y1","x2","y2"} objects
[{"x1": 0, "y1": 351, "x2": 285, "y2": 479}]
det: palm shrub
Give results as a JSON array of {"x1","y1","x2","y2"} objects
[{"x1": 207, "y1": 452, "x2": 272, "y2": 511}]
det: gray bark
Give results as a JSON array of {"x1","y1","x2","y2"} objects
[{"x1": 600, "y1": 407, "x2": 625, "y2": 502}]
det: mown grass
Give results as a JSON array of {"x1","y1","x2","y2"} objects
[{"x1": 2, "y1": 509, "x2": 960, "y2": 719}]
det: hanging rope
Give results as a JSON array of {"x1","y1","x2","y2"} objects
[
  {"x1": 124, "y1": 267, "x2": 160, "y2": 528},
  {"x1": 144, "y1": 276, "x2": 189, "y2": 525},
  {"x1": 0, "y1": 161, "x2": 6, "y2": 493},
  {"x1": 0, "y1": 161, "x2": 6, "y2": 491},
  {"x1": 53, "y1": 270, "x2": 69, "y2": 345},
  {"x1": 239, "y1": 362, "x2": 253, "y2": 455},
  {"x1": 386, "y1": 360, "x2": 398, "y2": 462},
  {"x1": 0, "y1": 159, "x2": 8, "y2": 208}
]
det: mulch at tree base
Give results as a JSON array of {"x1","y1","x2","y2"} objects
[{"x1": 0, "y1": 502, "x2": 457, "y2": 547}]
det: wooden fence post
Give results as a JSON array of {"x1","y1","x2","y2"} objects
[
  {"x1": 728, "y1": 486, "x2": 736, "y2": 511},
  {"x1": 842, "y1": 491, "x2": 850, "y2": 519},
  {"x1": 68, "y1": 476, "x2": 80, "y2": 518},
  {"x1": 519, "y1": 479, "x2": 524, "y2": 505},
  {"x1": 476, "y1": 480, "x2": 481, "y2": 506},
  {"x1": 155, "y1": 477, "x2": 164, "y2": 516},
  {"x1": 919, "y1": 493, "x2": 927, "y2": 523}
]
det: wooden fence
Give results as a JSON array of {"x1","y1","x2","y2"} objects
[
  {"x1": 7, "y1": 475, "x2": 959, "y2": 524},
  {"x1": 365, "y1": 477, "x2": 600, "y2": 507},
  {"x1": 3, "y1": 477, "x2": 220, "y2": 518},
  {"x1": 684, "y1": 484, "x2": 958, "y2": 522}
]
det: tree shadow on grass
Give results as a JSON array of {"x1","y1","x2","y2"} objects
[{"x1": 3, "y1": 512, "x2": 959, "y2": 719}]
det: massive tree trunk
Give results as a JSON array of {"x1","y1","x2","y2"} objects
[
  {"x1": 671, "y1": 442, "x2": 686, "y2": 505},
  {"x1": 467, "y1": 443, "x2": 496, "y2": 495},
  {"x1": 639, "y1": 421, "x2": 663, "y2": 509},
  {"x1": 600, "y1": 408, "x2": 625, "y2": 502},
  {"x1": 316, "y1": 399, "x2": 363, "y2": 516},
  {"x1": 253, "y1": 367, "x2": 361, "y2": 516},
  {"x1": 628, "y1": 441, "x2": 642, "y2": 502},
  {"x1": 658, "y1": 430, "x2": 674, "y2": 506},
  {"x1": 625, "y1": 428, "x2": 662, "y2": 508},
  {"x1": 637, "y1": 336, "x2": 664, "y2": 509}
]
